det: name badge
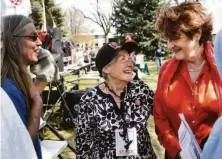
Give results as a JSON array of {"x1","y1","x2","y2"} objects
[{"x1": 115, "y1": 128, "x2": 138, "y2": 156}]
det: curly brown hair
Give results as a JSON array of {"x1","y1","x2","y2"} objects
[{"x1": 156, "y1": 2, "x2": 212, "y2": 45}]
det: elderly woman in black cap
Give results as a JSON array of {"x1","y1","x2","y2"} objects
[{"x1": 75, "y1": 41, "x2": 157, "y2": 159}]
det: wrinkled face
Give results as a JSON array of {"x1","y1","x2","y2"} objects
[
  {"x1": 105, "y1": 50, "x2": 134, "y2": 82},
  {"x1": 167, "y1": 33, "x2": 201, "y2": 60},
  {"x1": 22, "y1": 23, "x2": 42, "y2": 65}
]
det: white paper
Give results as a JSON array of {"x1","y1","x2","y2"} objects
[
  {"x1": 178, "y1": 114, "x2": 202, "y2": 159},
  {"x1": 115, "y1": 128, "x2": 138, "y2": 156}
]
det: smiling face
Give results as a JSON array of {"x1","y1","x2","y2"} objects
[
  {"x1": 21, "y1": 23, "x2": 42, "y2": 65},
  {"x1": 167, "y1": 33, "x2": 201, "y2": 61},
  {"x1": 104, "y1": 50, "x2": 134, "y2": 82}
]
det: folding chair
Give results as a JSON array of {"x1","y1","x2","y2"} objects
[
  {"x1": 39, "y1": 27, "x2": 76, "y2": 158},
  {"x1": 42, "y1": 27, "x2": 75, "y2": 123},
  {"x1": 40, "y1": 73, "x2": 77, "y2": 157}
]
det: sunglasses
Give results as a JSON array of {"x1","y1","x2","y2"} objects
[{"x1": 12, "y1": 33, "x2": 39, "y2": 41}]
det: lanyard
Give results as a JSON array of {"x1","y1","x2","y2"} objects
[
  {"x1": 104, "y1": 82, "x2": 128, "y2": 121},
  {"x1": 104, "y1": 82, "x2": 131, "y2": 142},
  {"x1": 118, "y1": 89, "x2": 131, "y2": 143}
]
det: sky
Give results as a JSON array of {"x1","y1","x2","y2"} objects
[
  {"x1": 56, "y1": 0, "x2": 112, "y2": 34},
  {"x1": 56, "y1": 0, "x2": 222, "y2": 34},
  {"x1": 56, "y1": 0, "x2": 111, "y2": 12}
]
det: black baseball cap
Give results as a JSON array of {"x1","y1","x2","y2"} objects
[{"x1": 96, "y1": 40, "x2": 138, "y2": 76}]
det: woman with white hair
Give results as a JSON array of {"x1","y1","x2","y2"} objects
[{"x1": 75, "y1": 41, "x2": 156, "y2": 158}]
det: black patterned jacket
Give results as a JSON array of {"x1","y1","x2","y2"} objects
[{"x1": 75, "y1": 80, "x2": 157, "y2": 159}]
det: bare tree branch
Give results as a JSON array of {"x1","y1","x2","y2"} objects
[
  {"x1": 96, "y1": 5, "x2": 107, "y2": 33},
  {"x1": 64, "y1": 6, "x2": 87, "y2": 36},
  {"x1": 78, "y1": 0, "x2": 112, "y2": 42}
]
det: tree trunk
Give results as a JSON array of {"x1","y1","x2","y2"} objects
[{"x1": 104, "y1": 33, "x2": 108, "y2": 43}]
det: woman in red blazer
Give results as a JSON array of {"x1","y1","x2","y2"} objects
[{"x1": 154, "y1": 2, "x2": 222, "y2": 159}]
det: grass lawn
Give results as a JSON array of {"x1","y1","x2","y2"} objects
[{"x1": 41, "y1": 61, "x2": 165, "y2": 159}]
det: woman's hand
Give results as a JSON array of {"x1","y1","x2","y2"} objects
[{"x1": 27, "y1": 85, "x2": 43, "y2": 141}]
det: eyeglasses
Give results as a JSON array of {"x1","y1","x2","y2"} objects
[{"x1": 12, "y1": 33, "x2": 39, "y2": 41}]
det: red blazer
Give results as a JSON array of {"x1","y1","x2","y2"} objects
[{"x1": 153, "y1": 44, "x2": 222, "y2": 159}]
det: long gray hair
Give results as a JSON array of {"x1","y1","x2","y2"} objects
[{"x1": 1, "y1": 15, "x2": 33, "y2": 110}]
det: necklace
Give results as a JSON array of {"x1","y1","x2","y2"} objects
[
  {"x1": 187, "y1": 60, "x2": 206, "y2": 72},
  {"x1": 104, "y1": 82, "x2": 123, "y2": 98}
]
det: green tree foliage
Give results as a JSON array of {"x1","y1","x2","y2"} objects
[
  {"x1": 30, "y1": 0, "x2": 43, "y2": 31},
  {"x1": 112, "y1": 0, "x2": 169, "y2": 59},
  {"x1": 45, "y1": 0, "x2": 64, "y2": 28},
  {"x1": 30, "y1": 0, "x2": 64, "y2": 33}
]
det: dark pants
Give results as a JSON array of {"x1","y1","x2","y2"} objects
[{"x1": 156, "y1": 56, "x2": 162, "y2": 71}]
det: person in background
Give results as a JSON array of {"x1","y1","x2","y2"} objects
[
  {"x1": 125, "y1": 34, "x2": 136, "y2": 62},
  {"x1": 154, "y1": 47, "x2": 163, "y2": 71},
  {"x1": 89, "y1": 47, "x2": 97, "y2": 63},
  {"x1": 62, "y1": 43, "x2": 70, "y2": 66},
  {"x1": 154, "y1": 2, "x2": 222, "y2": 159},
  {"x1": 76, "y1": 41, "x2": 156, "y2": 158},
  {"x1": 89, "y1": 47, "x2": 95, "y2": 58},
  {"x1": 83, "y1": 47, "x2": 90, "y2": 63},
  {"x1": 125, "y1": 34, "x2": 142, "y2": 79},
  {"x1": 1, "y1": 15, "x2": 43, "y2": 159},
  {"x1": 201, "y1": 28, "x2": 222, "y2": 159},
  {"x1": 126, "y1": 34, "x2": 151, "y2": 76}
]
